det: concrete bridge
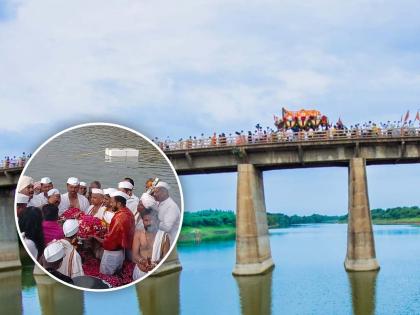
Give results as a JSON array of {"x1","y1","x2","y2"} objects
[
  {"x1": 164, "y1": 130, "x2": 420, "y2": 275},
  {"x1": 1, "y1": 129, "x2": 420, "y2": 275}
]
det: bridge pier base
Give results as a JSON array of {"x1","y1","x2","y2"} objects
[
  {"x1": 233, "y1": 164, "x2": 274, "y2": 276},
  {"x1": 345, "y1": 158, "x2": 380, "y2": 272}
]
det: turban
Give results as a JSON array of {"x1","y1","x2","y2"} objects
[
  {"x1": 140, "y1": 193, "x2": 158, "y2": 209},
  {"x1": 17, "y1": 176, "x2": 34, "y2": 193},
  {"x1": 155, "y1": 181, "x2": 170, "y2": 190},
  {"x1": 118, "y1": 181, "x2": 134, "y2": 190}
]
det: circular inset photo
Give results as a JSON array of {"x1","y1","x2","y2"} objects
[{"x1": 15, "y1": 123, "x2": 183, "y2": 291}]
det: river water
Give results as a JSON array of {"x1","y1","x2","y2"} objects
[
  {"x1": 22, "y1": 124, "x2": 181, "y2": 204},
  {"x1": 1, "y1": 224, "x2": 419, "y2": 314}
]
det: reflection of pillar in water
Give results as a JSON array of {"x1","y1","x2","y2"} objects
[
  {"x1": 34, "y1": 274, "x2": 84, "y2": 315},
  {"x1": 0, "y1": 189, "x2": 21, "y2": 270},
  {"x1": 235, "y1": 270, "x2": 273, "y2": 315},
  {"x1": 151, "y1": 247, "x2": 182, "y2": 276},
  {"x1": 136, "y1": 270, "x2": 181, "y2": 315},
  {"x1": 0, "y1": 270, "x2": 22, "y2": 314},
  {"x1": 348, "y1": 271, "x2": 378, "y2": 315}
]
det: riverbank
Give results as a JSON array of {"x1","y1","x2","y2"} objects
[{"x1": 178, "y1": 225, "x2": 236, "y2": 243}]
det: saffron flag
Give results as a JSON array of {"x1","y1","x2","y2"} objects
[{"x1": 415, "y1": 111, "x2": 420, "y2": 121}]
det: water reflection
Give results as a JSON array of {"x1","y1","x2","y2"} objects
[
  {"x1": 235, "y1": 270, "x2": 273, "y2": 315},
  {"x1": 136, "y1": 271, "x2": 181, "y2": 315},
  {"x1": 347, "y1": 271, "x2": 378, "y2": 315},
  {"x1": 0, "y1": 270, "x2": 22, "y2": 314},
  {"x1": 34, "y1": 274, "x2": 84, "y2": 315}
]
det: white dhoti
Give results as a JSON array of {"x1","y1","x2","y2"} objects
[
  {"x1": 100, "y1": 249, "x2": 124, "y2": 275},
  {"x1": 132, "y1": 230, "x2": 168, "y2": 281}
]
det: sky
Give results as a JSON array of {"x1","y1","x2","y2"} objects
[{"x1": 0, "y1": 0, "x2": 419, "y2": 215}]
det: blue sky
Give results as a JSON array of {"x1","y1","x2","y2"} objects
[{"x1": 1, "y1": 0, "x2": 419, "y2": 214}]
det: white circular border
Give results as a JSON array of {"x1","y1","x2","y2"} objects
[{"x1": 14, "y1": 122, "x2": 185, "y2": 292}]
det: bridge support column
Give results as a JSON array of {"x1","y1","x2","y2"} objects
[
  {"x1": 345, "y1": 158, "x2": 380, "y2": 271},
  {"x1": 233, "y1": 164, "x2": 274, "y2": 276},
  {"x1": 151, "y1": 247, "x2": 182, "y2": 277}
]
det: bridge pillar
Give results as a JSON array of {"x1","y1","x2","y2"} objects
[
  {"x1": 233, "y1": 164, "x2": 274, "y2": 276},
  {"x1": 0, "y1": 188, "x2": 21, "y2": 271},
  {"x1": 345, "y1": 158, "x2": 380, "y2": 271}
]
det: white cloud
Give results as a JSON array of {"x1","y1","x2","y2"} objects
[{"x1": 0, "y1": 0, "x2": 420, "y2": 133}]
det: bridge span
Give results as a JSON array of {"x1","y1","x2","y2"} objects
[
  {"x1": 1, "y1": 129, "x2": 419, "y2": 275},
  {"x1": 164, "y1": 130, "x2": 420, "y2": 275}
]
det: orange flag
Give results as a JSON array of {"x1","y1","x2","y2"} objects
[{"x1": 416, "y1": 111, "x2": 420, "y2": 121}]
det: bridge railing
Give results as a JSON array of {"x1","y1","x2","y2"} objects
[{"x1": 160, "y1": 127, "x2": 420, "y2": 152}]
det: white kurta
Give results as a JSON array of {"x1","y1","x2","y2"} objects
[
  {"x1": 57, "y1": 239, "x2": 84, "y2": 278},
  {"x1": 86, "y1": 205, "x2": 107, "y2": 220},
  {"x1": 58, "y1": 193, "x2": 90, "y2": 215},
  {"x1": 126, "y1": 194, "x2": 139, "y2": 215},
  {"x1": 36, "y1": 193, "x2": 48, "y2": 207},
  {"x1": 157, "y1": 197, "x2": 181, "y2": 243},
  {"x1": 22, "y1": 234, "x2": 38, "y2": 259},
  {"x1": 27, "y1": 194, "x2": 45, "y2": 208}
]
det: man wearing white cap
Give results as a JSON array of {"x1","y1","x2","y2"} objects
[
  {"x1": 153, "y1": 181, "x2": 181, "y2": 244},
  {"x1": 41, "y1": 241, "x2": 73, "y2": 284},
  {"x1": 58, "y1": 177, "x2": 90, "y2": 215},
  {"x1": 34, "y1": 177, "x2": 54, "y2": 207},
  {"x1": 57, "y1": 219, "x2": 84, "y2": 279},
  {"x1": 118, "y1": 178, "x2": 139, "y2": 216},
  {"x1": 47, "y1": 189, "x2": 61, "y2": 207},
  {"x1": 16, "y1": 193, "x2": 29, "y2": 217},
  {"x1": 95, "y1": 191, "x2": 135, "y2": 275},
  {"x1": 87, "y1": 188, "x2": 107, "y2": 220},
  {"x1": 79, "y1": 181, "x2": 87, "y2": 197},
  {"x1": 134, "y1": 193, "x2": 159, "y2": 229},
  {"x1": 17, "y1": 175, "x2": 42, "y2": 207}
]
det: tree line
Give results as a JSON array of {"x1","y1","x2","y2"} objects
[{"x1": 183, "y1": 206, "x2": 420, "y2": 227}]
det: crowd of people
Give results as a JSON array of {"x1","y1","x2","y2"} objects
[
  {"x1": 1, "y1": 153, "x2": 31, "y2": 169},
  {"x1": 152, "y1": 119, "x2": 420, "y2": 151},
  {"x1": 16, "y1": 175, "x2": 181, "y2": 288}
]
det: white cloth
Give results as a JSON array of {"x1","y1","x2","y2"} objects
[
  {"x1": 157, "y1": 197, "x2": 180, "y2": 244},
  {"x1": 127, "y1": 194, "x2": 140, "y2": 215},
  {"x1": 86, "y1": 205, "x2": 107, "y2": 221},
  {"x1": 58, "y1": 193, "x2": 90, "y2": 215},
  {"x1": 132, "y1": 230, "x2": 168, "y2": 281},
  {"x1": 100, "y1": 249, "x2": 124, "y2": 275},
  {"x1": 27, "y1": 194, "x2": 46, "y2": 208},
  {"x1": 22, "y1": 234, "x2": 38, "y2": 259},
  {"x1": 57, "y1": 239, "x2": 84, "y2": 278},
  {"x1": 17, "y1": 176, "x2": 33, "y2": 192},
  {"x1": 36, "y1": 193, "x2": 48, "y2": 207}
]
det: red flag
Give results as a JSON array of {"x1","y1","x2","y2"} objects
[
  {"x1": 404, "y1": 110, "x2": 410, "y2": 123},
  {"x1": 415, "y1": 111, "x2": 420, "y2": 121}
]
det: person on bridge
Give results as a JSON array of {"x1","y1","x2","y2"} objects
[
  {"x1": 58, "y1": 177, "x2": 90, "y2": 215},
  {"x1": 57, "y1": 219, "x2": 84, "y2": 279},
  {"x1": 94, "y1": 191, "x2": 135, "y2": 275},
  {"x1": 153, "y1": 181, "x2": 181, "y2": 244}
]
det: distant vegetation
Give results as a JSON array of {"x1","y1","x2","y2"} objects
[{"x1": 179, "y1": 207, "x2": 420, "y2": 244}]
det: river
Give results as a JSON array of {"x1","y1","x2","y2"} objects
[
  {"x1": 22, "y1": 124, "x2": 181, "y2": 205},
  {"x1": 1, "y1": 223, "x2": 419, "y2": 314}
]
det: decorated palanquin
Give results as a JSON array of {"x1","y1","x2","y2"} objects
[{"x1": 274, "y1": 108, "x2": 329, "y2": 131}]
